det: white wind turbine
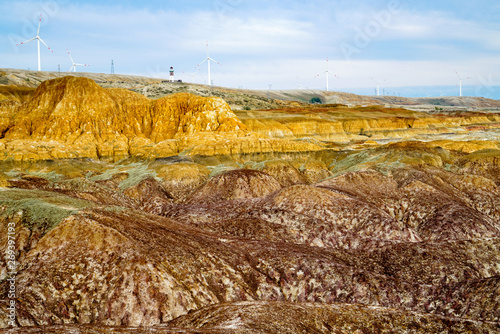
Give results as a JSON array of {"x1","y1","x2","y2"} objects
[
  {"x1": 315, "y1": 57, "x2": 338, "y2": 91},
  {"x1": 455, "y1": 71, "x2": 471, "y2": 97},
  {"x1": 16, "y1": 14, "x2": 53, "y2": 71},
  {"x1": 195, "y1": 41, "x2": 220, "y2": 86},
  {"x1": 67, "y1": 49, "x2": 89, "y2": 72},
  {"x1": 370, "y1": 77, "x2": 387, "y2": 96}
]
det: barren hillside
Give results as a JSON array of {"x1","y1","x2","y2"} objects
[{"x1": 2, "y1": 68, "x2": 499, "y2": 112}]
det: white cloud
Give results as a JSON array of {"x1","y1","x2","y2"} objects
[{"x1": 387, "y1": 10, "x2": 500, "y2": 49}]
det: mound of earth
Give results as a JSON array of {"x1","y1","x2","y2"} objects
[{"x1": 1, "y1": 154, "x2": 499, "y2": 331}]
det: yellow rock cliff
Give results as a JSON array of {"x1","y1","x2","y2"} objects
[{"x1": 0, "y1": 76, "x2": 498, "y2": 162}]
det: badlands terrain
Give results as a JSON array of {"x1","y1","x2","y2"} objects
[{"x1": 0, "y1": 69, "x2": 499, "y2": 333}]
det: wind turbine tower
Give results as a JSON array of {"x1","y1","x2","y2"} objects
[
  {"x1": 455, "y1": 71, "x2": 471, "y2": 97},
  {"x1": 16, "y1": 14, "x2": 53, "y2": 71},
  {"x1": 370, "y1": 77, "x2": 387, "y2": 96},
  {"x1": 196, "y1": 41, "x2": 220, "y2": 86},
  {"x1": 67, "y1": 49, "x2": 89, "y2": 72}
]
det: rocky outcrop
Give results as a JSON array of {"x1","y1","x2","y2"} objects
[
  {"x1": 238, "y1": 106, "x2": 500, "y2": 144},
  {"x1": 0, "y1": 85, "x2": 34, "y2": 103},
  {"x1": 0, "y1": 76, "x2": 254, "y2": 161},
  {"x1": 185, "y1": 169, "x2": 281, "y2": 204},
  {"x1": 152, "y1": 162, "x2": 211, "y2": 202}
]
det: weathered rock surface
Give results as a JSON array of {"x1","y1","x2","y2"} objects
[
  {"x1": 236, "y1": 105, "x2": 500, "y2": 144},
  {"x1": 1, "y1": 76, "x2": 499, "y2": 162},
  {"x1": 185, "y1": 169, "x2": 282, "y2": 204},
  {"x1": 167, "y1": 301, "x2": 500, "y2": 333},
  {"x1": 2, "y1": 202, "x2": 499, "y2": 327},
  {"x1": 151, "y1": 161, "x2": 211, "y2": 202},
  {"x1": 0, "y1": 76, "x2": 255, "y2": 161},
  {"x1": 1, "y1": 155, "x2": 499, "y2": 331},
  {"x1": 0, "y1": 85, "x2": 34, "y2": 103},
  {"x1": 4, "y1": 301, "x2": 498, "y2": 333}
]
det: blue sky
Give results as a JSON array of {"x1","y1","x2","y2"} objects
[{"x1": 1, "y1": 0, "x2": 499, "y2": 98}]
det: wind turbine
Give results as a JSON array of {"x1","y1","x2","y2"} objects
[
  {"x1": 296, "y1": 76, "x2": 307, "y2": 89},
  {"x1": 195, "y1": 41, "x2": 220, "y2": 86},
  {"x1": 315, "y1": 57, "x2": 338, "y2": 91},
  {"x1": 16, "y1": 14, "x2": 53, "y2": 71},
  {"x1": 455, "y1": 71, "x2": 471, "y2": 97},
  {"x1": 370, "y1": 77, "x2": 387, "y2": 96},
  {"x1": 67, "y1": 49, "x2": 89, "y2": 72}
]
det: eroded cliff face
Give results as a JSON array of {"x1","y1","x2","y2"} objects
[
  {"x1": 236, "y1": 105, "x2": 500, "y2": 144},
  {"x1": 1, "y1": 76, "x2": 499, "y2": 162},
  {"x1": 0, "y1": 76, "x2": 253, "y2": 160}
]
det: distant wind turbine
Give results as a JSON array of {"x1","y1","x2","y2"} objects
[
  {"x1": 369, "y1": 77, "x2": 387, "y2": 96},
  {"x1": 315, "y1": 57, "x2": 338, "y2": 91},
  {"x1": 16, "y1": 14, "x2": 53, "y2": 71},
  {"x1": 195, "y1": 41, "x2": 220, "y2": 86},
  {"x1": 296, "y1": 76, "x2": 307, "y2": 89},
  {"x1": 67, "y1": 49, "x2": 89, "y2": 72},
  {"x1": 455, "y1": 71, "x2": 471, "y2": 97}
]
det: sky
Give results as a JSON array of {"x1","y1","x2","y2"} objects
[{"x1": 0, "y1": 0, "x2": 499, "y2": 98}]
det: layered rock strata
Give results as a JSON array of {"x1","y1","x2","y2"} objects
[{"x1": 0, "y1": 76, "x2": 499, "y2": 162}]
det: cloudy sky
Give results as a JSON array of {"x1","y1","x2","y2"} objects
[{"x1": 1, "y1": 0, "x2": 499, "y2": 98}]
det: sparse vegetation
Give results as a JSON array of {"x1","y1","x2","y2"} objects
[{"x1": 0, "y1": 189, "x2": 93, "y2": 233}]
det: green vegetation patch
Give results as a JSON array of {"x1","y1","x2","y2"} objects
[
  {"x1": 88, "y1": 162, "x2": 160, "y2": 190},
  {"x1": 207, "y1": 164, "x2": 238, "y2": 178},
  {"x1": 328, "y1": 144, "x2": 450, "y2": 177},
  {"x1": 0, "y1": 189, "x2": 94, "y2": 233},
  {"x1": 117, "y1": 163, "x2": 159, "y2": 190}
]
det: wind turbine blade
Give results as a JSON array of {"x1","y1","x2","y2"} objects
[
  {"x1": 38, "y1": 37, "x2": 53, "y2": 53},
  {"x1": 197, "y1": 58, "x2": 208, "y2": 67},
  {"x1": 68, "y1": 65, "x2": 74, "y2": 72},
  {"x1": 37, "y1": 14, "x2": 42, "y2": 36},
  {"x1": 16, "y1": 37, "x2": 37, "y2": 46},
  {"x1": 67, "y1": 49, "x2": 75, "y2": 63},
  {"x1": 188, "y1": 68, "x2": 201, "y2": 77}
]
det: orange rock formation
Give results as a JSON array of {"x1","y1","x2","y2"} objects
[{"x1": 0, "y1": 77, "x2": 244, "y2": 160}]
